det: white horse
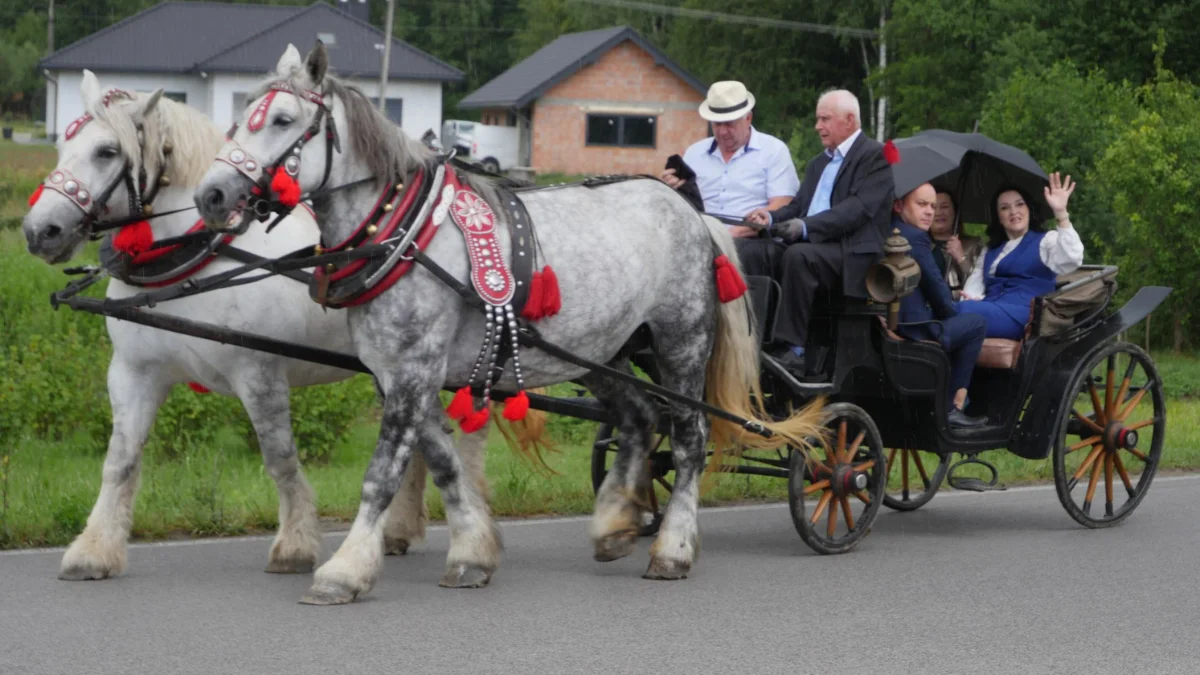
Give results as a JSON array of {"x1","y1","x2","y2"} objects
[
  {"x1": 21, "y1": 70, "x2": 496, "y2": 581},
  {"x1": 195, "y1": 43, "x2": 824, "y2": 605}
]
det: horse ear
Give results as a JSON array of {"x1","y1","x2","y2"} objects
[
  {"x1": 275, "y1": 43, "x2": 303, "y2": 76},
  {"x1": 138, "y1": 88, "x2": 164, "y2": 119},
  {"x1": 305, "y1": 40, "x2": 329, "y2": 85},
  {"x1": 80, "y1": 70, "x2": 101, "y2": 107}
]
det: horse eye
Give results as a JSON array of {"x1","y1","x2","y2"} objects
[
  {"x1": 273, "y1": 116, "x2": 293, "y2": 128},
  {"x1": 96, "y1": 146, "x2": 120, "y2": 160}
]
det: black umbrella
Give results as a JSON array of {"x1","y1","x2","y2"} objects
[{"x1": 890, "y1": 130, "x2": 1051, "y2": 229}]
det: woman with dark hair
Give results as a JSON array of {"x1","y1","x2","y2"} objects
[
  {"x1": 957, "y1": 172, "x2": 1084, "y2": 339},
  {"x1": 930, "y1": 190, "x2": 983, "y2": 291}
]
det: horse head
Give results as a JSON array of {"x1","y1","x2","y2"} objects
[
  {"x1": 24, "y1": 70, "x2": 222, "y2": 264},
  {"x1": 194, "y1": 41, "x2": 431, "y2": 239}
]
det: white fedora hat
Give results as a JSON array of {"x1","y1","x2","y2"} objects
[{"x1": 698, "y1": 81, "x2": 756, "y2": 123}]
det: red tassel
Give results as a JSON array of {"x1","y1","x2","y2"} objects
[
  {"x1": 521, "y1": 271, "x2": 545, "y2": 321},
  {"x1": 713, "y1": 254, "x2": 748, "y2": 303},
  {"x1": 113, "y1": 221, "x2": 154, "y2": 256},
  {"x1": 28, "y1": 184, "x2": 44, "y2": 207},
  {"x1": 883, "y1": 139, "x2": 900, "y2": 165},
  {"x1": 446, "y1": 386, "x2": 474, "y2": 420},
  {"x1": 271, "y1": 170, "x2": 302, "y2": 207},
  {"x1": 540, "y1": 265, "x2": 561, "y2": 317},
  {"x1": 502, "y1": 391, "x2": 530, "y2": 421},
  {"x1": 187, "y1": 382, "x2": 211, "y2": 394},
  {"x1": 460, "y1": 408, "x2": 490, "y2": 434}
]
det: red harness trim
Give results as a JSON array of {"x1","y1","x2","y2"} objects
[
  {"x1": 123, "y1": 220, "x2": 233, "y2": 288},
  {"x1": 324, "y1": 169, "x2": 427, "y2": 284}
]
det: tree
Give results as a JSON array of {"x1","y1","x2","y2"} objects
[
  {"x1": 1093, "y1": 44, "x2": 1200, "y2": 353},
  {"x1": 979, "y1": 60, "x2": 1140, "y2": 256}
]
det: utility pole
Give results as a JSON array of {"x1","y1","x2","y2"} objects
[
  {"x1": 47, "y1": 0, "x2": 55, "y2": 54},
  {"x1": 378, "y1": 0, "x2": 395, "y2": 114}
]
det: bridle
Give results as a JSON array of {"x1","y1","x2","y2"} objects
[
  {"x1": 40, "y1": 88, "x2": 184, "y2": 239},
  {"x1": 213, "y1": 81, "x2": 343, "y2": 230}
]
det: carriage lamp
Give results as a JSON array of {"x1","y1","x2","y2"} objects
[{"x1": 866, "y1": 228, "x2": 921, "y2": 330}]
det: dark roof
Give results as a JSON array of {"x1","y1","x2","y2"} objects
[
  {"x1": 458, "y1": 25, "x2": 705, "y2": 109},
  {"x1": 39, "y1": 1, "x2": 463, "y2": 82}
]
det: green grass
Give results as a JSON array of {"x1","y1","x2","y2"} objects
[{"x1": 0, "y1": 141, "x2": 56, "y2": 224}]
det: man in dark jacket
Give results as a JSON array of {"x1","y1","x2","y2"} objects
[
  {"x1": 742, "y1": 90, "x2": 894, "y2": 375},
  {"x1": 893, "y1": 183, "x2": 988, "y2": 428}
]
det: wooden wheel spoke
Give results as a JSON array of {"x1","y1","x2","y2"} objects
[
  {"x1": 901, "y1": 449, "x2": 911, "y2": 499},
  {"x1": 844, "y1": 430, "x2": 866, "y2": 465},
  {"x1": 804, "y1": 479, "x2": 831, "y2": 495},
  {"x1": 1125, "y1": 417, "x2": 1160, "y2": 432},
  {"x1": 910, "y1": 450, "x2": 931, "y2": 486},
  {"x1": 854, "y1": 490, "x2": 871, "y2": 505},
  {"x1": 1112, "y1": 359, "x2": 1138, "y2": 419},
  {"x1": 1112, "y1": 452, "x2": 1136, "y2": 498},
  {"x1": 887, "y1": 447, "x2": 898, "y2": 472},
  {"x1": 1083, "y1": 449, "x2": 1104, "y2": 513},
  {"x1": 1117, "y1": 386, "x2": 1150, "y2": 422},
  {"x1": 654, "y1": 477, "x2": 673, "y2": 493},
  {"x1": 839, "y1": 495, "x2": 856, "y2": 531},
  {"x1": 1123, "y1": 446, "x2": 1150, "y2": 462},
  {"x1": 1072, "y1": 444, "x2": 1105, "y2": 482},
  {"x1": 1072, "y1": 408, "x2": 1104, "y2": 435},
  {"x1": 852, "y1": 460, "x2": 876, "y2": 473},
  {"x1": 1104, "y1": 356, "x2": 1116, "y2": 418},
  {"x1": 809, "y1": 490, "x2": 833, "y2": 525},
  {"x1": 827, "y1": 495, "x2": 839, "y2": 538},
  {"x1": 1088, "y1": 382, "x2": 1106, "y2": 425},
  {"x1": 1067, "y1": 435, "x2": 1102, "y2": 454},
  {"x1": 835, "y1": 420, "x2": 848, "y2": 463}
]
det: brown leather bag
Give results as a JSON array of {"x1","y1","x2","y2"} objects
[{"x1": 1039, "y1": 270, "x2": 1117, "y2": 336}]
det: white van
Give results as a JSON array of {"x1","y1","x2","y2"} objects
[{"x1": 442, "y1": 119, "x2": 520, "y2": 174}]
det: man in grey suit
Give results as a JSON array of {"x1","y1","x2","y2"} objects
[{"x1": 742, "y1": 89, "x2": 895, "y2": 374}]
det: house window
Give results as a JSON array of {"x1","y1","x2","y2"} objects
[
  {"x1": 232, "y1": 92, "x2": 247, "y2": 114},
  {"x1": 369, "y1": 97, "x2": 403, "y2": 126},
  {"x1": 164, "y1": 92, "x2": 187, "y2": 103},
  {"x1": 585, "y1": 114, "x2": 656, "y2": 148}
]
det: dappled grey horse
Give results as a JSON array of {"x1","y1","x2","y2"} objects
[
  {"x1": 21, "y1": 69, "x2": 498, "y2": 582},
  {"x1": 194, "y1": 42, "x2": 823, "y2": 605}
]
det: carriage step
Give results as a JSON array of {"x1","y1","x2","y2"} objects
[
  {"x1": 947, "y1": 476, "x2": 1007, "y2": 492},
  {"x1": 945, "y1": 457, "x2": 1006, "y2": 492}
]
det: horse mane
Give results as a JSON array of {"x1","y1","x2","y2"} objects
[
  {"x1": 256, "y1": 71, "x2": 508, "y2": 204},
  {"x1": 90, "y1": 92, "x2": 224, "y2": 191}
]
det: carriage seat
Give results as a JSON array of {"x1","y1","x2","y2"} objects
[{"x1": 877, "y1": 316, "x2": 1022, "y2": 370}]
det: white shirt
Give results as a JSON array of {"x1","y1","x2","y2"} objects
[
  {"x1": 962, "y1": 225, "x2": 1085, "y2": 300},
  {"x1": 682, "y1": 127, "x2": 800, "y2": 218}
]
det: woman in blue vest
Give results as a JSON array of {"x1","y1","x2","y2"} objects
[{"x1": 957, "y1": 173, "x2": 1084, "y2": 339}]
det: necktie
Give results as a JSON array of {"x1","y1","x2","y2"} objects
[{"x1": 807, "y1": 150, "x2": 842, "y2": 217}]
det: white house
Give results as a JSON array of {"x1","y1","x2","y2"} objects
[{"x1": 38, "y1": 0, "x2": 463, "y2": 142}]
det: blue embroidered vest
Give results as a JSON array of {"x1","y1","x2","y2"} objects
[{"x1": 982, "y1": 231, "x2": 1057, "y2": 321}]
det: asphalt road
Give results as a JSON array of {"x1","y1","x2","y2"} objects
[{"x1": 3, "y1": 475, "x2": 1199, "y2": 675}]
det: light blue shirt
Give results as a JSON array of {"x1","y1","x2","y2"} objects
[
  {"x1": 771, "y1": 128, "x2": 862, "y2": 241},
  {"x1": 682, "y1": 127, "x2": 800, "y2": 219}
]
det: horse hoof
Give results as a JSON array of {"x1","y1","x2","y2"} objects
[
  {"x1": 384, "y1": 537, "x2": 411, "y2": 556},
  {"x1": 593, "y1": 530, "x2": 638, "y2": 562},
  {"x1": 265, "y1": 558, "x2": 315, "y2": 574},
  {"x1": 298, "y1": 581, "x2": 359, "y2": 606},
  {"x1": 58, "y1": 565, "x2": 111, "y2": 581},
  {"x1": 439, "y1": 563, "x2": 493, "y2": 589},
  {"x1": 643, "y1": 556, "x2": 690, "y2": 580}
]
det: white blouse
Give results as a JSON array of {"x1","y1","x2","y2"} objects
[{"x1": 961, "y1": 225, "x2": 1084, "y2": 300}]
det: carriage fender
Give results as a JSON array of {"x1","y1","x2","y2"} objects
[{"x1": 1011, "y1": 285, "x2": 1172, "y2": 459}]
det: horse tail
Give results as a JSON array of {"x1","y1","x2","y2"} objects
[
  {"x1": 697, "y1": 216, "x2": 825, "y2": 472},
  {"x1": 488, "y1": 388, "x2": 559, "y2": 476}
]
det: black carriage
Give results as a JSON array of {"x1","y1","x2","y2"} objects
[{"x1": 590, "y1": 233, "x2": 1172, "y2": 555}]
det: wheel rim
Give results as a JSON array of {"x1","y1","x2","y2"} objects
[
  {"x1": 1055, "y1": 343, "x2": 1165, "y2": 526},
  {"x1": 883, "y1": 448, "x2": 949, "y2": 511},
  {"x1": 789, "y1": 403, "x2": 886, "y2": 553}
]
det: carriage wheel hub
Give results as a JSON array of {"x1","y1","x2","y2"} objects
[
  {"x1": 1104, "y1": 422, "x2": 1138, "y2": 452},
  {"x1": 831, "y1": 465, "x2": 868, "y2": 496}
]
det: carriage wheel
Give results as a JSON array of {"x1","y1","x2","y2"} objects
[
  {"x1": 591, "y1": 423, "x2": 673, "y2": 537},
  {"x1": 1052, "y1": 342, "x2": 1165, "y2": 528},
  {"x1": 788, "y1": 403, "x2": 886, "y2": 554},
  {"x1": 883, "y1": 448, "x2": 950, "y2": 511}
]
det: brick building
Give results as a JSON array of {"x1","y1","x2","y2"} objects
[{"x1": 458, "y1": 26, "x2": 709, "y2": 176}]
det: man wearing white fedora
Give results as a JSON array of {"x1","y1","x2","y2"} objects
[{"x1": 661, "y1": 81, "x2": 799, "y2": 238}]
